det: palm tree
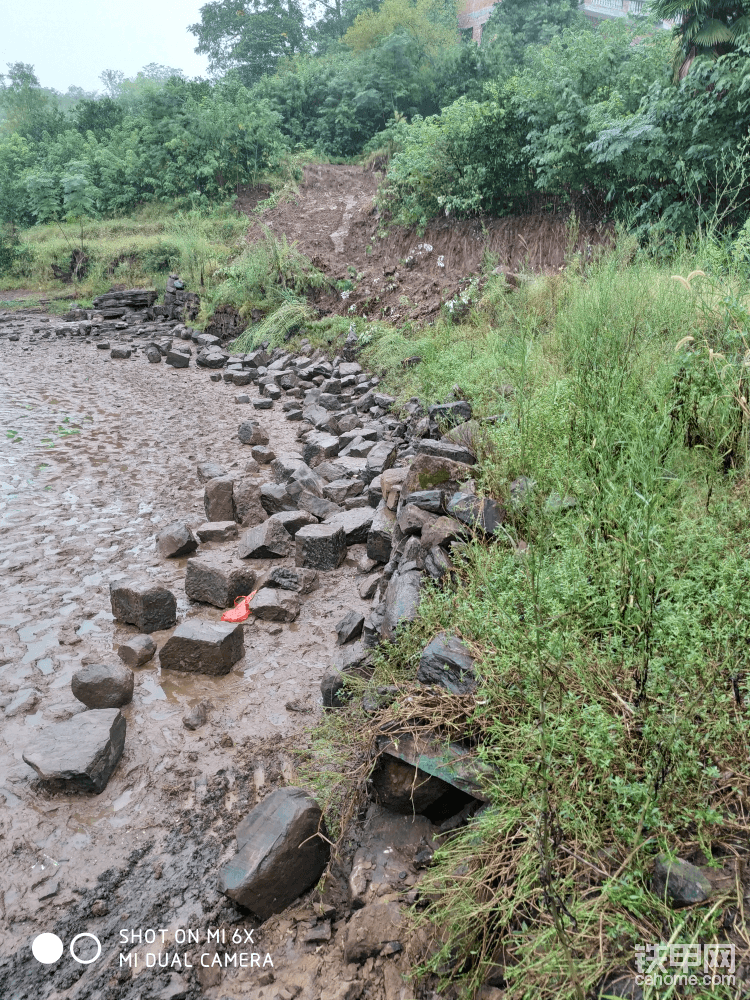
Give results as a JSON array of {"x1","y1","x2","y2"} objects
[{"x1": 647, "y1": 0, "x2": 750, "y2": 78}]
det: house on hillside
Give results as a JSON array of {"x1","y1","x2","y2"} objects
[{"x1": 458, "y1": 0, "x2": 670, "y2": 43}]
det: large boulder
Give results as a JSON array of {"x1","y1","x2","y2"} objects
[
  {"x1": 218, "y1": 788, "x2": 330, "y2": 919},
  {"x1": 109, "y1": 580, "x2": 176, "y2": 634},
  {"x1": 159, "y1": 620, "x2": 244, "y2": 676},
  {"x1": 417, "y1": 634, "x2": 476, "y2": 694},
  {"x1": 71, "y1": 662, "x2": 134, "y2": 708},
  {"x1": 204, "y1": 476, "x2": 235, "y2": 522},
  {"x1": 295, "y1": 523, "x2": 347, "y2": 570},
  {"x1": 323, "y1": 507, "x2": 374, "y2": 546},
  {"x1": 248, "y1": 589, "x2": 300, "y2": 622},
  {"x1": 185, "y1": 555, "x2": 257, "y2": 608},
  {"x1": 446, "y1": 492, "x2": 505, "y2": 536},
  {"x1": 234, "y1": 479, "x2": 267, "y2": 528},
  {"x1": 238, "y1": 519, "x2": 293, "y2": 559},
  {"x1": 22, "y1": 709, "x2": 126, "y2": 793},
  {"x1": 381, "y1": 570, "x2": 422, "y2": 642},
  {"x1": 156, "y1": 521, "x2": 199, "y2": 559},
  {"x1": 367, "y1": 502, "x2": 397, "y2": 563},
  {"x1": 401, "y1": 455, "x2": 474, "y2": 502}
]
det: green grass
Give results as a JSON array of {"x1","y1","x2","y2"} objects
[{"x1": 303, "y1": 244, "x2": 750, "y2": 1000}]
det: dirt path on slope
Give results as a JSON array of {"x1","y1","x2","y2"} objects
[{"x1": 241, "y1": 163, "x2": 613, "y2": 324}]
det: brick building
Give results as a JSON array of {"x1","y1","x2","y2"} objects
[{"x1": 458, "y1": 0, "x2": 667, "y2": 43}]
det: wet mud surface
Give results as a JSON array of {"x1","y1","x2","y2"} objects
[{"x1": 0, "y1": 317, "x2": 387, "y2": 1000}]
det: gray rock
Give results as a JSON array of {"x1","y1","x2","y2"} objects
[
  {"x1": 182, "y1": 700, "x2": 211, "y2": 731},
  {"x1": 260, "y1": 482, "x2": 298, "y2": 515},
  {"x1": 72, "y1": 662, "x2": 134, "y2": 709},
  {"x1": 381, "y1": 570, "x2": 422, "y2": 642},
  {"x1": 159, "y1": 620, "x2": 244, "y2": 676},
  {"x1": 238, "y1": 519, "x2": 293, "y2": 559},
  {"x1": 4, "y1": 688, "x2": 40, "y2": 717},
  {"x1": 185, "y1": 555, "x2": 257, "y2": 608},
  {"x1": 195, "y1": 521, "x2": 238, "y2": 542},
  {"x1": 270, "y1": 510, "x2": 318, "y2": 536},
  {"x1": 652, "y1": 855, "x2": 712, "y2": 907},
  {"x1": 365, "y1": 441, "x2": 398, "y2": 482},
  {"x1": 302, "y1": 431, "x2": 340, "y2": 468},
  {"x1": 343, "y1": 900, "x2": 403, "y2": 964},
  {"x1": 252, "y1": 445, "x2": 276, "y2": 465},
  {"x1": 238, "y1": 420, "x2": 269, "y2": 446},
  {"x1": 424, "y1": 545, "x2": 453, "y2": 581},
  {"x1": 446, "y1": 492, "x2": 505, "y2": 536},
  {"x1": 428, "y1": 401, "x2": 472, "y2": 435},
  {"x1": 165, "y1": 350, "x2": 189, "y2": 368},
  {"x1": 323, "y1": 479, "x2": 364, "y2": 503},
  {"x1": 110, "y1": 347, "x2": 131, "y2": 359},
  {"x1": 146, "y1": 346, "x2": 162, "y2": 363},
  {"x1": 295, "y1": 523, "x2": 347, "y2": 570},
  {"x1": 197, "y1": 461, "x2": 227, "y2": 484},
  {"x1": 396, "y1": 505, "x2": 436, "y2": 537},
  {"x1": 367, "y1": 502, "x2": 396, "y2": 563},
  {"x1": 403, "y1": 490, "x2": 444, "y2": 514},
  {"x1": 109, "y1": 580, "x2": 177, "y2": 633},
  {"x1": 218, "y1": 787, "x2": 330, "y2": 918},
  {"x1": 253, "y1": 398, "x2": 273, "y2": 410},
  {"x1": 298, "y1": 490, "x2": 341, "y2": 520},
  {"x1": 421, "y1": 516, "x2": 465, "y2": 549},
  {"x1": 22, "y1": 709, "x2": 126, "y2": 793},
  {"x1": 264, "y1": 567, "x2": 318, "y2": 593},
  {"x1": 417, "y1": 634, "x2": 476, "y2": 694},
  {"x1": 204, "y1": 475, "x2": 235, "y2": 522},
  {"x1": 117, "y1": 634, "x2": 156, "y2": 668},
  {"x1": 336, "y1": 611, "x2": 365, "y2": 645},
  {"x1": 233, "y1": 478, "x2": 267, "y2": 527},
  {"x1": 323, "y1": 507, "x2": 374, "y2": 545},
  {"x1": 249, "y1": 589, "x2": 300, "y2": 622},
  {"x1": 156, "y1": 521, "x2": 198, "y2": 559},
  {"x1": 358, "y1": 574, "x2": 381, "y2": 600}
]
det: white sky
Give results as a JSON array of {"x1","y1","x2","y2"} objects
[{"x1": 1, "y1": 1, "x2": 212, "y2": 93}]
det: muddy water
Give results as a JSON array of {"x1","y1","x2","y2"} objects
[{"x1": 0, "y1": 321, "x2": 374, "y2": 999}]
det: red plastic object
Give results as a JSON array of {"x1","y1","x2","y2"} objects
[{"x1": 220, "y1": 590, "x2": 258, "y2": 623}]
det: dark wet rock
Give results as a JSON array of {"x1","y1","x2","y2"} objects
[
  {"x1": 446, "y1": 492, "x2": 506, "y2": 536},
  {"x1": 396, "y1": 504, "x2": 436, "y2": 537},
  {"x1": 421, "y1": 516, "x2": 465, "y2": 550},
  {"x1": 110, "y1": 580, "x2": 177, "y2": 633},
  {"x1": 233, "y1": 478, "x2": 267, "y2": 528},
  {"x1": 358, "y1": 574, "x2": 381, "y2": 599},
  {"x1": 652, "y1": 855, "x2": 712, "y2": 907},
  {"x1": 402, "y1": 455, "x2": 474, "y2": 501},
  {"x1": 303, "y1": 431, "x2": 340, "y2": 467},
  {"x1": 424, "y1": 545, "x2": 453, "y2": 581},
  {"x1": 235, "y1": 393, "x2": 250, "y2": 404},
  {"x1": 324, "y1": 478, "x2": 364, "y2": 503},
  {"x1": 381, "y1": 570, "x2": 422, "y2": 642},
  {"x1": 402, "y1": 490, "x2": 443, "y2": 514},
  {"x1": 260, "y1": 482, "x2": 297, "y2": 516},
  {"x1": 185, "y1": 554, "x2": 257, "y2": 608},
  {"x1": 254, "y1": 398, "x2": 274, "y2": 409},
  {"x1": 295, "y1": 522, "x2": 347, "y2": 570},
  {"x1": 367, "y1": 502, "x2": 397, "y2": 563},
  {"x1": 371, "y1": 754, "x2": 452, "y2": 815},
  {"x1": 218, "y1": 787, "x2": 330, "y2": 918},
  {"x1": 399, "y1": 535, "x2": 426, "y2": 570},
  {"x1": 249, "y1": 588, "x2": 300, "y2": 622},
  {"x1": 343, "y1": 899, "x2": 403, "y2": 964},
  {"x1": 159, "y1": 620, "x2": 244, "y2": 676},
  {"x1": 110, "y1": 346, "x2": 131, "y2": 359},
  {"x1": 96, "y1": 341, "x2": 110, "y2": 350},
  {"x1": 324, "y1": 507, "x2": 374, "y2": 545},
  {"x1": 298, "y1": 490, "x2": 342, "y2": 520},
  {"x1": 348, "y1": 803, "x2": 435, "y2": 907},
  {"x1": 238, "y1": 519, "x2": 293, "y2": 559},
  {"x1": 117, "y1": 633, "x2": 156, "y2": 668},
  {"x1": 321, "y1": 642, "x2": 373, "y2": 707},
  {"x1": 336, "y1": 611, "x2": 365, "y2": 645},
  {"x1": 238, "y1": 420, "x2": 270, "y2": 446},
  {"x1": 197, "y1": 460, "x2": 227, "y2": 484},
  {"x1": 417, "y1": 634, "x2": 476, "y2": 694},
  {"x1": 165, "y1": 350, "x2": 189, "y2": 368},
  {"x1": 22, "y1": 709, "x2": 126, "y2": 794},
  {"x1": 72, "y1": 662, "x2": 134, "y2": 709},
  {"x1": 270, "y1": 510, "x2": 318, "y2": 536},
  {"x1": 195, "y1": 520, "x2": 238, "y2": 542},
  {"x1": 428, "y1": 401, "x2": 473, "y2": 435},
  {"x1": 204, "y1": 475, "x2": 235, "y2": 522},
  {"x1": 182, "y1": 700, "x2": 211, "y2": 731},
  {"x1": 264, "y1": 566, "x2": 319, "y2": 593},
  {"x1": 365, "y1": 441, "x2": 398, "y2": 482},
  {"x1": 197, "y1": 350, "x2": 228, "y2": 369},
  {"x1": 156, "y1": 520, "x2": 199, "y2": 559},
  {"x1": 145, "y1": 346, "x2": 162, "y2": 363},
  {"x1": 417, "y1": 438, "x2": 476, "y2": 466}
]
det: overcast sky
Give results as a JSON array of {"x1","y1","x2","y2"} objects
[{"x1": 1, "y1": 1, "x2": 212, "y2": 93}]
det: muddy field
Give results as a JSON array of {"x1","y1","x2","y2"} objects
[
  {"x1": 243, "y1": 164, "x2": 613, "y2": 323},
  {"x1": 0, "y1": 316, "x2": 419, "y2": 1000}
]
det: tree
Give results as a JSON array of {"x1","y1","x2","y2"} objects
[
  {"x1": 189, "y1": 0, "x2": 306, "y2": 85},
  {"x1": 481, "y1": 0, "x2": 588, "y2": 63},
  {"x1": 0, "y1": 63, "x2": 50, "y2": 133},
  {"x1": 647, "y1": 0, "x2": 750, "y2": 78},
  {"x1": 343, "y1": 0, "x2": 459, "y2": 55}
]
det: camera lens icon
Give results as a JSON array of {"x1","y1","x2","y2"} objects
[{"x1": 32, "y1": 932, "x2": 102, "y2": 965}]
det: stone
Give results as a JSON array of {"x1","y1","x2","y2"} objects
[
  {"x1": 195, "y1": 521, "x2": 238, "y2": 542},
  {"x1": 365, "y1": 441, "x2": 398, "y2": 482},
  {"x1": 417, "y1": 634, "x2": 476, "y2": 694},
  {"x1": 238, "y1": 420, "x2": 270, "y2": 446},
  {"x1": 146, "y1": 346, "x2": 162, "y2": 363},
  {"x1": 235, "y1": 393, "x2": 250, "y2": 404},
  {"x1": 260, "y1": 482, "x2": 298, "y2": 515},
  {"x1": 358, "y1": 574, "x2": 381, "y2": 600},
  {"x1": 254, "y1": 398, "x2": 273, "y2": 410},
  {"x1": 396, "y1": 505, "x2": 436, "y2": 537},
  {"x1": 182, "y1": 700, "x2": 211, "y2": 731},
  {"x1": 218, "y1": 787, "x2": 330, "y2": 919},
  {"x1": 401, "y1": 455, "x2": 474, "y2": 501},
  {"x1": 428, "y1": 400, "x2": 473, "y2": 434},
  {"x1": 110, "y1": 581, "x2": 176, "y2": 633},
  {"x1": 302, "y1": 432, "x2": 340, "y2": 467},
  {"x1": 381, "y1": 570, "x2": 422, "y2": 642},
  {"x1": 117, "y1": 634, "x2": 156, "y2": 668},
  {"x1": 380, "y1": 467, "x2": 407, "y2": 498},
  {"x1": 4, "y1": 688, "x2": 40, "y2": 717},
  {"x1": 156, "y1": 521, "x2": 199, "y2": 559},
  {"x1": 185, "y1": 555, "x2": 257, "y2": 608},
  {"x1": 323, "y1": 507, "x2": 374, "y2": 545},
  {"x1": 72, "y1": 663, "x2": 134, "y2": 709},
  {"x1": 336, "y1": 611, "x2": 365, "y2": 645},
  {"x1": 295, "y1": 523, "x2": 347, "y2": 570},
  {"x1": 238, "y1": 519, "x2": 293, "y2": 559},
  {"x1": 367, "y1": 502, "x2": 397, "y2": 563},
  {"x1": 323, "y1": 479, "x2": 364, "y2": 503},
  {"x1": 371, "y1": 753, "x2": 452, "y2": 814},
  {"x1": 159, "y1": 620, "x2": 244, "y2": 676},
  {"x1": 421, "y1": 516, "x2": 465, "y2": 550},
  {"x1": 343, "y1": 900, "x2": 403, "y2": 964},
  {"x1": 652, "y1": 856, "x2": 712, "y2": 907},
  {"x1": 197, "y1": 350, "x2": 228, "y2": 369},
  {"x1": 204, "y1": 475, "x2": 235, "y2": 522},
  {"x1": 270, "y1": 510, "x2": 318, "y2": 536},
  {"x1": 446, "y1": 492, "x2": 506, "y2": 536},
  {"x1": 165, "y1": 350, "x2": 189, "y2": 368},
  {"x1": 234, "y1": 478, "x2": 267, "y2": 527},
  {"x1": 22, "y1": 709, "x2": 126, "y2": 794},
  {"x1": 424, "y1": 546, "x2": 453, "y2": 581},
  {"x1": 321, "y1": 643, "x2": 372, "y2": 707},
  {"x1": 298, "y1": 491, "x2": 341, "y2": 520},
  {"x1": 110, "y1": 347, "x2": 131, "y2": 359},
  {"x1": 264, "y1": 566, "x2": 318, "y2": 593},
  {"x1": 252, "y1": 445, "x2": 276, "y2": 464},
  {"x1": 197, "y1": 461, "x2": 227, "y2": 484},
  {"x1": 402, "y1": 490, "x2": 444, "y2": 514},
  {"x1": 249, "y1": 589, "x2": 300, "y2": 622}
]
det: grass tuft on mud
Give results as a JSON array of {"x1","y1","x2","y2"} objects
[{"x1": 306, "y1": 245, "x2": 750, "y2": 999}]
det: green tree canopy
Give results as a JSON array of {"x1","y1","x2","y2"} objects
[{"x1": 648, "y1": 0, "x2": 750, "y2": 77}]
